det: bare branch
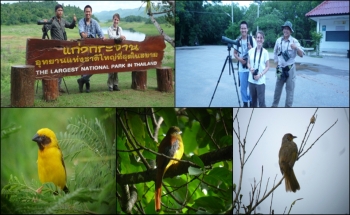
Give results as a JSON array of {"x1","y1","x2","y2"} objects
[
  {"x1": 244, "y1": 109, "x2": 254, "y2": 141},
  {"x1": 287, "y1": 198, "x2": 304, "y2": 214},
  {"x1": 248, "y1": 177, "x2": 284, "y2": 213},
  {"x1": 270, "y1": 175, "x2": 278, "y2": 215},
  {"x1": 299, "y1": 108, "x2": 318, "y2": 154},
  {"x1": 299, "y1": 118, "x2": 338, "y2": 159},
  {"x1": 244, "y1": 126, "x2": 267, "y2": 165}
]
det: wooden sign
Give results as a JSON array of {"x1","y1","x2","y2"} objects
[{"x1": 26, "y1": 36, "x2": 166, "y2": 79}]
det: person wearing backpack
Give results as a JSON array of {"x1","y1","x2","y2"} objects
[
  {"x1": 233, "y1": 21, "x2": 257, "y2": 107},
  {"x1": 247, "y1": 31, "x2": 269, "y2": 107}
]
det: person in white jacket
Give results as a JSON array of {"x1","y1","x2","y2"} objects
[{"x1": 107, "y1": 13, "x2": 126, "y2": 91}]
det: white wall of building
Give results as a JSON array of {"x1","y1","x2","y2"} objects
[{"x1": 311, "y1": 15, "x2": 349, "y2": 53}]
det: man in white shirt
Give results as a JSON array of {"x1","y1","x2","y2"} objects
[
  {"x1": 272, "y1": 21, "x2": 304, "y2": 107},
  {"x1": 234, "y1": 21, "x2": 257, "y2": 107}
]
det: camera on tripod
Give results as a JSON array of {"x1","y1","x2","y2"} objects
[
  {"x1": 37, "y1": 19, "x2": 53, "y2": 39},
  {"x1": 221, "y1": 36, "x2": 239, "y2": 46},
  {"x1": 209, "y1": 36, "x2": 242, "y2": 107}
]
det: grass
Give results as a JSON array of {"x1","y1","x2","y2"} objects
[{"x1": 1, "y1": 22, "x2": 174, "y2": 107}]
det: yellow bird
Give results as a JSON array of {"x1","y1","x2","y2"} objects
[
  {"x1": 155, "y1": 126, "x2": 184, "y2": 212},
  {"x1": 32, "y1": 128, "x2": 69, "y2": 194}
]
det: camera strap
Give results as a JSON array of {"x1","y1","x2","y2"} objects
[
  {"x1": 280, "y1": 37, "x2": 290, "y2": 53},
  {"x1": 253, "y1": 47, "x2": 263, "y2": 71},
  {"x1": 84, "y1": 18, "x2": 92, "y2": 37}
]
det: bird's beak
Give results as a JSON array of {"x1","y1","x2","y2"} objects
[
  {"x1": 293, "y1": 136, "x2": 297, "y2": 139},
  {"x1": 32, "y1": 133, "x2": 40, "y2": 143},
  {"x1": 178, "y1": 131, "x2": 182, "y2": 135}
]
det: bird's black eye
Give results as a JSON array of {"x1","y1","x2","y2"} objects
[{"x1": 41, "y1": 135, "x2": 51, "y2": 145}]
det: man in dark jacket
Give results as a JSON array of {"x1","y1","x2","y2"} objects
[{"x1": 44, "y1": 4, "x2": 76, "y2": 93}]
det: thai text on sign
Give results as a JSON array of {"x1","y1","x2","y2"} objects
[{"x1": 26, "y1": 35, "x2": 166, "y2": 79}]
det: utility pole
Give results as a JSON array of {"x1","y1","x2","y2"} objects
[{"x1": 255, "y1": 0, "x2": 262, "y2": 33}]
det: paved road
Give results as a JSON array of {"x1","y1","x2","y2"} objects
[{"x1": 175, "y1": 45, "x2": 349, "y2": 107}]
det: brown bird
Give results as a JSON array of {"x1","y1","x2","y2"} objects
[
  {"x1": 279, "y1": 133, "x2": 300, "y2": 192},
  {"x1": 310, "y1": 115, "x2": 316, "y2": 124}
]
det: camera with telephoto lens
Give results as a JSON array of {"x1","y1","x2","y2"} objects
[{"x1": 242, "y1": 53, "x2": 249, "y2": 69}]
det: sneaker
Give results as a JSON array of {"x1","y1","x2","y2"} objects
[
  {"x1": 113, "y1": 85, "x2": 120, "y2": 91},
  {"x1": 109, "y1": 87, "x2": 113, "y2": 92}
]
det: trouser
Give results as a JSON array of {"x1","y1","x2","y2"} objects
[
  {"x1": 81, "y1": 74, "x2": 92, "y2": 81},
  {"x1": 272, "y1": 64, "x2": 296, "y2": 107},
  {"x1": 238, "y1": 72, "x2": 251, "y2": 103},
  {"x1": 249, "y1": 83, "x2": 266, "y2": 107},
  {"x1": 107, "y1": 73, "x2": 119, "y2": 88}
]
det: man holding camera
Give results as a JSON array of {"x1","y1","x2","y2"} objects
[
  {"x1": 44, "y1": 4, "x2": 76, "y2": 93},
  {"x1": 272, "y1": 21, "x2": 304, "y2": 107},
  {"x1": 234, "y1": 21, "x2": 257, "y2": 107},
  {"x1": 77, "y1": 5, "x2": 104, "y2": 93}
]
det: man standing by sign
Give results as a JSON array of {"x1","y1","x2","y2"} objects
[
  {"x1": 77, "y1": 5, "x2": 105, "y2": 93},
  {"x1": 107, "y1": 13, "x2": 126, "y2": 91},
  {"x1": 44, "y1": 4, "x2": 76, "y2": 93},
  {"x1": 272, "y1": 21, "x2": 304, "y2": 107}
]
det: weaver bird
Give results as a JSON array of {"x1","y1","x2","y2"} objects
[
  {"x1": 279, "y1": 133, "x2": 300, "y2": 192},
  {"x1": 32, "y1": 128, "x2": 69, "y2": 194},
  {"x1": 155, "y1": 126, "x2": 184, "y2": 212}
]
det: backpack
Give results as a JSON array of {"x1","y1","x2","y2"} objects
[{"x1": 236, "y1": 35, "x2": 254, "y2": 50}]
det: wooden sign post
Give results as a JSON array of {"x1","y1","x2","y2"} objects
[
  {"x1": 11, "y1": 65, "x2": 35, "y2": 107},
  {"x1": 26, "y1": 36, "x2": 166, "y2": 79}
]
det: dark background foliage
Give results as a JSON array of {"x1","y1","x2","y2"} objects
[{"x1": 175, "y1": 0, "x2": 323, "y2": 48}]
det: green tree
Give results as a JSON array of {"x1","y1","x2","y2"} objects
[
  {"x1": 142, "y1": 0, "x2": 175, "y2": 47},
  {"x1": 311, "y1": 31, "x2": 323, "y2": 56},
  {"x1": 117, "y1": 108, "x2": 233, "y2": 214}
]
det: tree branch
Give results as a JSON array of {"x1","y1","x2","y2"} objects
[{"x1": 117, "y1": 145, "x2": 233, "y2": 185}]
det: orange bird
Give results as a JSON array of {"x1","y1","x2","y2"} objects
[{"x1": 155, "y1": 126, "x2": 184, "y2": 212}]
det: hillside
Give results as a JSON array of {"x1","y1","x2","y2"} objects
[
  {"x1": 0, "y1": 1, "x2": 98, "y2": 25},
  {"x1": 94, "y1": 7, "x2": 163, "y2": 22}
]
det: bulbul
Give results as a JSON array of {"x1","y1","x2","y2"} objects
[
  {"x1": 279, "y1": 133, "x2": 300, "y2": 192},
  {"x1": 155, "y1": 126, "x2": 184, "y2": 212}
]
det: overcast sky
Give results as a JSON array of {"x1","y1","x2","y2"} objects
[
  {"x1": 233, "y1": 108, "x2": 349, "y2": 214},
  {"x1": 219, "y1": 0, "x2": 254, "y2": 8},
  {"x1": 0, "y1": 1, "x2": 148, "y2": 13}
]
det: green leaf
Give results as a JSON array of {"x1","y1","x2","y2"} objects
[
  {"x1": 188, "y1": 166, "x2": 203, "y2": 176},
  {"x1": 189, "y1": 154, "x2": 204, "y2": 168},
  {"x1": 193, "y1": 196, "x2": 225, "y2": 213}
]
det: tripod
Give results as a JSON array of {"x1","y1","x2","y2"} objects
[
  {"x1": 209, "y1": 44, "x2": 241, "y2": 107},
  {"x1": 36, "y1": 24, "x2": 69, "y2": 94}
]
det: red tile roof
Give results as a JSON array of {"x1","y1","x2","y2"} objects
[{"x1": 306, "y1": 1, "x2": 349, "y2": 17}]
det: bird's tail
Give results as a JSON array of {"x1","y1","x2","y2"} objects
[
  {"x1": 155, "y1": 171, "x2": 163, "y2": 212},
  {"x1": 285, "y1": 168, "x2": 300, "y2": 192}
]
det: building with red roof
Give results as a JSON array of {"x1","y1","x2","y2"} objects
[{"x1": 306, "y1": 1, "x2": 349, "y2": 54}]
